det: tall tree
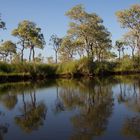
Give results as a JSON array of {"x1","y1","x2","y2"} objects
[
  {"x1": 26, "y1": 21, "x2": 45, "y2": 62},
  {"x1": 49, "y1": 34, "x2": 62, "y2": 63},
  {"x1": 116, "y1": 4, "x2": 140, "y2": 55},
  {"x1": 12, "y1": 21, "x2": 28, "y2": 62},
  {"x1": 66, "y1": 4, "x2": 112, "y2": 60},
  {"x1": 12, "y1": 20, "x2": 45, "y2": 62}
]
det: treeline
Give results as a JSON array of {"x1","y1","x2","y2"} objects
[{"x1": 0, "y1": 4, "x2": 139, "y2": 78}]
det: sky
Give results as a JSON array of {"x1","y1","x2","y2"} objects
[{"x1": 0, "y1": 0, "x2": 139, "y2": 60}]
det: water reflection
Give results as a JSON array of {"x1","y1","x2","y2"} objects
[
  {"x1": 15, "y1": 90, "x2": 47, "y2": 133},
  {"x1": 115, "y1": 76, "x2": 140, "y2": 139},
  {"x1": 0, "y1": 112, "x2": 9, "y2": 140},
  {"x1": 0, "y1": 76, "x2": 139, "y2": 139},
  {"x1": 58, "y1": 79, "x2": 114, "y2": 140}
]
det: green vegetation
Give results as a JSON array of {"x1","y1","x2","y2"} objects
[{"x1": 0, "y1": 4, "x2": 140, "y2": 81}]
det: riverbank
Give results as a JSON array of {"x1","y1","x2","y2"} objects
[
  {"x1": 0, "y1": 57, "x2": 140, "y2": 82},
  {"x1": 0, "y1": 70, "x2": 140, "y2": 83}
]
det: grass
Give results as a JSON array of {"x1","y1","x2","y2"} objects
[{"x1": 0, "y1": 56, "x2": 140, "y2": 82}]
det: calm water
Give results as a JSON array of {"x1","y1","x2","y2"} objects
[{"x1": 0, "y1": 76, "x2": 140, "y2": 140}]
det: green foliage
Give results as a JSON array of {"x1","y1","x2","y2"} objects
[
  {"x1": 76, "y1": 57, "x2": 94, "y2": 74},
  {"x1": 93, "y1": 61, "x2": 115, "y2": 75},
  {"x1": 30, "y1": 63, "x2": 57, "y2": 77},
  {"x1": 57, "y1": 60, "x2": 78, "y2": 75},
  {"x1": 114, "y1": 56, "x2": 137, "y2": 72},
  {"x1": 116, "y1": 4, "x2": 140, "y2": 30},
  {"x1": 0, "y1": 62, "x2": 15, "y2": 73},
  {"x1": 12, "y1": 20, "x2": 45, "y2": 62},
  {"x1": 0, "y1": 40, "x2": 16, "y2": 54},
  {"x1": 65, "y1": 4, "x2": 112, "y2": 60},
  {"x1": 15, "y1": 102, "x2": 47, "y2": 133},
  {"x1": 0, "y1": 14, "x2": 5, "y2": 30}
]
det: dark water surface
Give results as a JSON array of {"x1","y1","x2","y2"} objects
[{"x1": 0, "y1": 76, "x2": 140, "y2": 140}]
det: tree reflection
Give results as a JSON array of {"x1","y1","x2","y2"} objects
[
  {"x1": 120, "y1": 79, "x2": 140, "y2": 139},
  {"x1": 122, "y1": 116, "x2": 140, "y2": 139},
  {"x1": 0, "y1": 123, "x2": 8, "y2": 140},
  {"x1": 15, "y1": 90, "x2": 47, "y2": 133},
  {"x1": 53, "y1": 85, "x2": 65, "y2": 114},
  {"x1": 1, "y1": 93, "x2": 17, "y2": 110},
  {"x1": 0, "y1": 112, "x2": 9, "y2": 140},
  {"x1": 59, "y1": 79, "x2": 114, "y2": 140}
]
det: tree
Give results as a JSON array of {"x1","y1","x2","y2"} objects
[
  {"x1": 123, "y1": 31, "x2": 137, "y2": 59},
  {"x1": 0, "y1": 14, "x2": 5, "y2": 30},
  {"x1": 26, "y1": 21, "x2": 46, "y2": 62},
  {"x1": 12, "y1": 21, "x2": 28, "y2": 62},
  {"x1": 12, "y1": 20, "x2": 45, "y2": 62},
  {"x1": 116, "y1": 4, "x2": 140, "y2": 55},
  {"x1": 34, "y1": 53, "x2": 44, "y2": 63},
  {"x1": 46, "y1": 56, "x2": 54, "y2": 64},
  {"x1": 66, "y1": 4, "x2": 112, "y2": 60},
  {"x1": 49, "y1": 34, "x2": 62, "y2": 63},
  {"x1": 0, "y1": 40, "x2": 16, "y2": 62},
  {"x1": 115, "y1": 40, "x2": 124, "y2": 60},
  {"x1": 59, "y1": 36, "x2": 76, "y2": 62}
]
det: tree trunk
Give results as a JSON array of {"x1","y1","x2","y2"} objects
[
  {"x1": 122, "y1": 48, "x2": 125, "y2": 58},
  {"x1": 132, "y1": 48, "x2": 134, "y2": 60},
  {"x1": 119, "y1": 50, "x2": 120, "y2": 60},
  {"x1": 32, "y1": 46, "x2": 35, "y2": 61},
  {"x1": 10, "y1": 53, "x2": 12, "y2": 63},
  {"x1": 21, "y1": 41, "x2": 25, "y2": 62},
  {"x1": 55, "y1": 51, "x2": 58, "y2": 63},
  {"x1": 22, "y1": 93, "x2": 27, "y2": 120},
  {"x1": 29, "y1": 47, "x2": 32, "y2": 62}
]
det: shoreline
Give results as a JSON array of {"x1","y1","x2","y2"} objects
[{"x1": 0, "y1": 70, "x2": 140, "y2": 83}]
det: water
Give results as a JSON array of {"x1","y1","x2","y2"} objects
[{"x1": 0, "y1": 76, "x2": 140, "y2": 140}]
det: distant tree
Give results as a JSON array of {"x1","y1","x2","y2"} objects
[
  {"x1": 49, "y1": 34, "x2": 62, "y2": 63},
  {"x1": 34, "y1": 53, "x2": 44, "y2": 63},
  {"x1": 46, "y1": 56, "x2": 54, "y2": 64},
  {"x1": 59, "y1": 36, "x2": 76, "y2": 62},
  {"x1": 0, "y1": 40, "x2": 16, "y2": 62},
  {"x1": 115, "y1": 40, "x2": 124, "y2": 60},
  {"x1": 103, "y1": 51, "x2": 117, "y2": 61},
  {"x1": 123, "y1": 31, "x2": 137, "y2": 59},
  {"x1": 0, "y1": 14, "x2": 5, "y2": 30},
  {"x1": 12, "y1": 53, "x2": 21, "y2": 63}
]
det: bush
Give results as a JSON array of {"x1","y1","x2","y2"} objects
[
  {"x1": 57, "y1": 60, "x2": 78, "y2": 75},
  {"x1": 114, "y1": 57, "x2": 134, "y2": 72},
  {"x1": 0, "y1": 62, "x2": 15, "y2": 73},
  {"x1": 77, "y1": 57, "x2": 94, "y2": 75}
]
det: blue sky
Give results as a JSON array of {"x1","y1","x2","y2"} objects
[{"x1": 0, "y1": 0, "x2": 139, "y2": 59}]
